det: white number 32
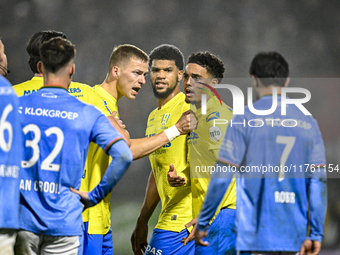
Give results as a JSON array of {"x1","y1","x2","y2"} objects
[{"x1": 22, "y1": 124, "x2": 64, "y2": 171}]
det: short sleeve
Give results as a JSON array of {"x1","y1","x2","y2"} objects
[{"x1": 89, "y1": 88, "x2": 111, "y2": 117}]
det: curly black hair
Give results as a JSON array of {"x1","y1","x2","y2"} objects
[{"x1": 187, "y1": 51, "x2": 225, "y2": 83}]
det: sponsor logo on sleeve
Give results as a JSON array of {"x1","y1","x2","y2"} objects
[{"x1": 209, "y1": 126, "x2": 223, "y2": 142}]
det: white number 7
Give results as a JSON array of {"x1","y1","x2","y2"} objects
[{"x1": 276, "y1": 136, "x2": 296, "y2": 182}]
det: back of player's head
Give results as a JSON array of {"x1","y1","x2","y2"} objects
[
  {"x1": 149, "y1": 44, "x2": 184, "y2": 70},
  {"x1": 187, "y1": 51, "x2": 225, "y2": 83},
  {"x1": 39, "y1": 37, "x2": 75, "y2": 73},
  {"x1": 108, "y1": 44, "x2": 148, "y2": 72},
  {"x1": 27, "y1": 30, "x2": 67, "y2": 74},
  {"x1": 249, "y1": 51, "x2": 289, "y2": 87}
]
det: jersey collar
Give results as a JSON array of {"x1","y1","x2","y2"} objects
[{"x1": 40, "y1": 85, "x2": 69, "y2": 92}]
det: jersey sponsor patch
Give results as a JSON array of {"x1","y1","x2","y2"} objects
[
  {"x1": 68, "y1": 88, "x2": 81, "y2": 93},
  {"x1": 209, "y1": 126, "x2": 223, "y2": 142},
  {"x1": 0, "y1": 87, "x2": 14, "y2": 95}
]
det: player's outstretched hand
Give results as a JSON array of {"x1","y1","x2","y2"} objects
[
  {"x1": 299, "y1": 239, "x2": 321, "y2": 255},
  {"x1": 131, "y1": 220, "x2": 148, "y2": 255},
  {"x1": 168, "y1": 164, "x2": 186, "y2": 186},
  {"x1": 70, "y1": 187, "x2": 94, "y2": 209},
  {"x1": 175, "y1": 110, "x2": 198, "y2": 134},
  {"x1": 181, "y1": 218, "x2": 197, "y2": 246},
  {"x1": 194, "y1": 226, "x2": 209, "y2": 247}
]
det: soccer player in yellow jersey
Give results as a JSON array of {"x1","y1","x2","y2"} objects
[
  {"x1": 80, "y1": 43, "x2": 194, "y2": 255},
  {"x1": 92, "y1": 44, "x2": 194, "y2": 161},
  {"x1": 12, "y1": 30, "x2": 128, "y2": 255},
  {"x1": 169, "y1": 52, "x2": 236, "y2": 254},
  {"x1": 131, "y1": 44, "x2": 195, "y2": 255}
]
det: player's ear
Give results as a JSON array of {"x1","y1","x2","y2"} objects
[
  {"x1": 178, "y1": 70, "x2": 183, "y2": 81},
  {"x1": 211, "y1": 78, "x2": 218, "y2": 88},
  {"x1": 251, "y1": 75, "x2": 259, "y2": 88},
  {"x1": 111, "y1": 66, "x2": 119, "y2": 79},
  {"x1": 37, "y1": 61, "x2": 43, "y2": 74},
  {"x1": 70, "y1": 64, "x2": 75, "y2": 78},
  {"x1": 284, "y1": 77, "x2": 290, "y2": 87}
]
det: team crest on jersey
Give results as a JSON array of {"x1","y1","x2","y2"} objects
[
  {"x1": 206, "y1": 111, "x2": 220, "y2": 122},
  {"x1": 161, "y1": 113, "x2": 171, "y2": 126},
  {"x1": 188, "y1": 131, "x2": 199, "y2": 145},
  {"x1": 209, "y1": 126, "x2": 223, "y2": 142},
  {"x1": 188, "y1": 131, "x2": 199, "y2": 140}
]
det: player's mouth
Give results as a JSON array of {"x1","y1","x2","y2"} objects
[
  {"x1": 185, "y1": 87, "x2": 194, "y2": 98},
  {"x1": 131, "y1": 87, "x2": 141, "y2": 96},
  {"x1": 155, "y1": 81, "x2": 168, "y2": 89}
]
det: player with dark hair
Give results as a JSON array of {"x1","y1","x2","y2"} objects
[
  {"x1": 14, "y1": 37, "x2": 132, "y2": 255},
  {"x1": 0, "y1": 39, "x2": 22, "y2": 255},
  {"x1": 195, "y1": 51, "x2": 327, "y2": 255},
  {"x1": 26, "y1": 30, "x2": 67, "y2": 74},
  {"x1": 168, "y1": 51, "x2": 236, "y2": 254},
  {"x1": 131, "y1": 44, "x2": 196, "y2": 255},
  {"x1": 13, "y1": 30, "x2": 132, "y2": 255}
]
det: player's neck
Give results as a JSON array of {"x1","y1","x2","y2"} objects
[
  {"x1": 157, "y1": 86, "x2": 181, "y2": 109},
  {"x1": 101, "y1": 74, "x2": 119, "y2": 101},
  {"x1": 43, "y1": 75, "x2": 70, "y2": 90},
  {"x1": 34, "y1": 73, "x2": 43, "y2": 77},
  {"x1": 258, "y1": 85, "x2": 282, "y2": 98},
  {"x1": 194, "y1": 94, "x2": 212, "y2": 110}
]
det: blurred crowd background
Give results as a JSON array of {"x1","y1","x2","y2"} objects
[{"x1": 1, "y1": 0, "x2": 340, "y2": 253}]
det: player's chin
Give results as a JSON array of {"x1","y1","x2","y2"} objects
[
  {"x1": 127, "y1": 93, "x2": 137, "y2": 100},
  {"x1": 185, "y1": 96, "x2": 195, "y2": 105}
]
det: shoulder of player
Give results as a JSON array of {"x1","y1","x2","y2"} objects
[{"x1": 0, "y1": 78, "x2": 17, "y2": 99}]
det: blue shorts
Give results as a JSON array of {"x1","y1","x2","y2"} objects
[
  {"x1": 145, "y1": 228, "x2": 195, "y2": 255},
  {"x1": 83, "y1": 222, "x2": 113, "y2": 255},
  {"x1": 195, "y1": 208, "x2": 236, "y2": 255}
]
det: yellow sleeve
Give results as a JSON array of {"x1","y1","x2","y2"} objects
[{"x1": 87, "y1": 88, "x2": 111, "y2": 117}]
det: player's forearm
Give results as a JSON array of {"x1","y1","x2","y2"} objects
[
  {"x1": 308, "y1": 176, "x2": 327, "y2": 242},
  {"x1": 197, "y1": 162, "x2": 233, "y2": 231},
  {"x1": 138, "y1": 172, "x2": 160, "y2": 223},
  {"x1": 88, "y1": 140, "x2": 133, "y2": 205},
  {"x1": 130, "y1": 132, "x2": 170, "y2": 160}
]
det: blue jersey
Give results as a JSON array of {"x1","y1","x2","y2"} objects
[
  {"x1": 198, "y1": 95, "x2": 327, "y2": 252},
  {"x1": 18, "y1": 86, "x2": 123, "y2": 236},
  {"x1": 0, "y1": 76, "x2": 22, "y2": 229}
]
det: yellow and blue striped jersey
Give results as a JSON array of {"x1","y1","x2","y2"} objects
[
  {"x1": 190, "y1": 97, "x2": 236, "y2": 219},
  {"x1": 80, "y1": 85, "x2": 119, "y2": 234},
  {"x1": 146, "y1": 92, "x2": 192, "y2": 232}
]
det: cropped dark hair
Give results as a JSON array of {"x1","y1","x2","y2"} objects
[
  {"x1": 26, "y1": 30, "x2": 67, "y2": 73},
  {"x1": 187, "y1": 51, "x2": 225, "y2": 83},
  {"x1": 39, "y1": 37, "x2": 75, "y2": 73},
  {"x1": 109, "y1": 44, "x2": 148, "y2": 72},
  {"x1": 249, "y1": 51, "x2": 289, "y2": 87},
  {"x1": 149, "y1": 44, "x2": 184, "y2": 70}
]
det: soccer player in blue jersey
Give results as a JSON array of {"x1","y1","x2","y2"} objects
[
  {"x1": 195, "y1": 52, "x2": 327, "y2": 255},
  {"x1": 0, "y1": 39, "x2": 22, "y2": 255},
  {"x1": 14, "y1": 37, "x2": 132, "y2": 255}
]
